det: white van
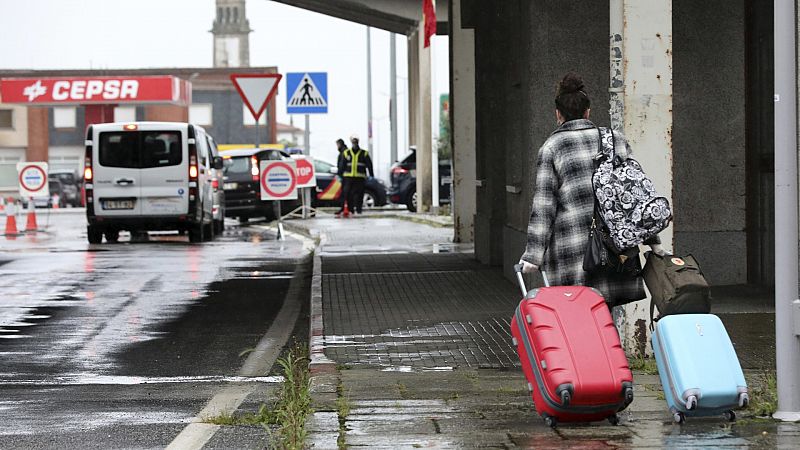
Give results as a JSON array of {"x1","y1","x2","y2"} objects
[{"x1": 83, "y1": 122, "x2": 223, "y2": 243}]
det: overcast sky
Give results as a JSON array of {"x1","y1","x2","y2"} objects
[{"x1": 0, "y1": 0, "x2": 450, "y2": 180}]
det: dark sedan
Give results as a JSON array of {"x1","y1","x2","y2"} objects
[
  {"x1": 389, "y1": 148, "x2": 452, "y2": 212},
  {"x1": 311, "y1": 158, "x2": 387, "y2": 209},
  {"x1": 221, "y1": 148, "x2": 302, "y2": 222}
]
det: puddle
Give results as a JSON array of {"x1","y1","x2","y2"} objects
[
  {"x1": 0, "y1": 373, "x2": 283, "y2": 386},
  {"x1": 380, "y1": 366, "x2": 455, "y2": 373}
]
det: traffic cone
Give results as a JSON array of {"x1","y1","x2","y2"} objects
[
  {"x1": 342, "y1": 201, "x2": 351, "y2": 218},
  {"x1": 25, "y1": 199, "x2": 38, "y2": 232},
  {"x1": 0, "y1": 196, "x2": 5, "y2": 214},
  {"x1": 4, "y1": 201, "x2": 18, "y2": 237},
  {"x1": 52, "y1": 194, "x2": 60, "y2": 209}
]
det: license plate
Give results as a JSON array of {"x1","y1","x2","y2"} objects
[
  {"x1": 223, "y1": 183, "x2": 238, "y2": 190},
  {"x1": 103, "y1": 200, "x2": 134, "y2": 210}
]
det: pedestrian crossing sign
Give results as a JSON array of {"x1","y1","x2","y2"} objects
[{"x1": 286, "y1": 72, "x2": 328, "y2": 114}]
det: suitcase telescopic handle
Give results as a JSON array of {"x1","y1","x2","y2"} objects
[{"x1": 513, "y1": 263, "x2": 550, "y2": 297}]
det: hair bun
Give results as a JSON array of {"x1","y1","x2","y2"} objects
[{"x1": 558, "y1": 72, "x2": 584, "y2": 95}]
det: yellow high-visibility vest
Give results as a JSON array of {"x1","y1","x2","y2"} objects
[{"x1": 343, "y1": 148, "x2": 368, "y2": 178}]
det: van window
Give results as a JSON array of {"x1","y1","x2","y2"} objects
[
  {"x1": 141, "y1": 132, "x2": 182, "y2": 168},
  {"x1": 99, "y1": 131, "x2": 182, "y2": 168},
  {"x1": 99, "y1": 132, "x2": 139, "y2": 168}
]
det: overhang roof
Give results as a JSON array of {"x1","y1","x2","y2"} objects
[{"x1": 270, "y1": 0, "x2": 448, "y2": 35}]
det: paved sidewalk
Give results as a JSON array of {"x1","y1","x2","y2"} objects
[{"x1": 287, "y1": 212, "x2": 798, "y2": 449}]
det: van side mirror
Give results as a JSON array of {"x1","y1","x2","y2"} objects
[{"x1": 213, "y1": 156, "x2": 224, "y2": 170}]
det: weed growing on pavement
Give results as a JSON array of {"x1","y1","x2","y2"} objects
[
  {"x1": 629, "y1": 355, "x2": 659, "y2": 375},
  {"x1": 396, "y1": 383, "x2": 410, "y2": 399},
  {"x1": 205, "y1": 404, "x2": 276, "y2": 426},
  {"x1": 747, "y1": 371, "x2": 778, "y2": 417},
  {"x1": 273, "y1": 343, "x2": 312, "y2": 450},
  {"x1": 336, "y1": 379, "x2": 351, "y2": 450}
]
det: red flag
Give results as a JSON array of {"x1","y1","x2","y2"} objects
[{"x1": 423, "y1": 0, "x2": 436, "y2": 48}]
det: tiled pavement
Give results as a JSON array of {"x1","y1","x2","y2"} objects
[{"x1": 322, "y1": 253, "x2": 520, "y2": 369}]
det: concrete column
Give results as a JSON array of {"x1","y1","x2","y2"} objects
[
  {"x1": 415, "y1": 21, "x2": 433, "y2": 213},
  {"x1": 408, "y1": 30, "x2": 419, "y2": 152},
  {"x1": 621, "y1": 0, "x2": 673, "y2": 356},
  {"x1": 772, "y1": 0, "x2": 800, "y2": 421},
  {"x1": 25, "y1": 107, "x2": 48, "y2": 162},
  {"x1": 449, "y1": 0, "x2": 476, "y2": 243}
]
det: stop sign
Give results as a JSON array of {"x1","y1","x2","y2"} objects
[{"x1": 293, "y1": 156, "x2": 316, "y2": 188}]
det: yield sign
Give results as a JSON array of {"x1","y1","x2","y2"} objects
[{"x1": 230, "y1": 73, "x2": 282, "y2": 121}]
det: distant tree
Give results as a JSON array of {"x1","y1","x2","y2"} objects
[{"x1": 437, "y1": 114, "x2": 452, "y2": 160}]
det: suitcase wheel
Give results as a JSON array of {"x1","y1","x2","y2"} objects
[
  {"x1": 739, "y1": 393, "x2": 749, "y2": 408},
  {"x1": 607, "y1": 414, "x2": 620, "y2": 426},
  {"x1": 673, "y1": 411, "x2": 685, "y2": 424},
  {"x1": 685, "y1": 395, "x2": 697, "y2": 411},
  {"x1": 527, "y1": 382, "x2": 533, "y2": 392},
  {"x1": 560, "y1": 390, "x2": 571, "y2": 406},
  {"x1": 724, "y1": 410, "x2": 736, "y2": 422},
  {"x1": 512, "y1": 337, "x2": 518, "y2": 346},
  {"x1": 526, "y1": 314, "x2": 532, "y2": 324},
  {"x1": 543, "y1": 414, "x2": 557, "y2": 428}
]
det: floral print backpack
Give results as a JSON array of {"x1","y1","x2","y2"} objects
[{"x1": 592, "y1": 127, "x2": 672, "y2": 251}]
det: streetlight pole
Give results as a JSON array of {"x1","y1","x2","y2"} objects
[{"x1": 390, "y1": 32, "x2": 398, "y2": 165}]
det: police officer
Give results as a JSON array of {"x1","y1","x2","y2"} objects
[{"x1": 337, "y1": 134, "x2": 374, "y2": 214}]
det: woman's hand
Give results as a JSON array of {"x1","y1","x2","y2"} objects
[
  {"x1": 519, "y1": 260, "x2": 539, "y2": 273},
  {"x1": 649, "y1": 243, "x2": 668, "y2": 256}
]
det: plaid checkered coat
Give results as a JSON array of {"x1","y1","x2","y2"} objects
[{"x1": 521, "y1": 119, "x2": 648, "y2": 306}]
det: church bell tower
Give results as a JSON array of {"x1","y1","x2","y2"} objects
[{"x1": 211, "y1": 0, "x2": 251, "y2": 67}]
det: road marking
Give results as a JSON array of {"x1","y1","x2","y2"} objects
[{"x1": 166, "y1": 242, "x2": 313, "y2": 449}]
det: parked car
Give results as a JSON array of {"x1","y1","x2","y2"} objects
[
  {"x1": 84, "y1": 122, "x2": 223, "y2": 244},
  {"x1": 22, "y1": 179, "x2": 67, "y2": 209},
  {"x1": 205, "y1": 134, "x2": 226, "y2": 234},
  {"x1": 388, "y1": 148, "x2": 452, "y2": 212},
  {"x1": 221, "y1": 147, "x2": 302, "y2": 222},
  {"x1": 311, "y1": 158, "x2": 387, "y2": 209},
  {"x1": 49, "y1": 169, "x2": 81, "y2": 207}
]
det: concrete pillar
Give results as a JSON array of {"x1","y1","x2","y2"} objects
[
  {"x1": 415, "y1": 21, "x2": 433, "y2": 213},
  {"x1": 408, "y1": 30, "x2": 419, "y2": 153},
  {"x1": 26, "y1": 107, "x2": 48, "y2": 162},
  {"x1": 449, "y1": 0, "x2": 476, "y2": 243},
  {"x1": 621, "y1": 0, "x2": 673, "y2": 356}
]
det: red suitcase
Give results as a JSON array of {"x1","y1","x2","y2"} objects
[{"x1": 510, "y1": 265, "x2": 633, "y2": 427}]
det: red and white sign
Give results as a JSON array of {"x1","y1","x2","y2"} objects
[
  {"x1": 292, "y1": 155, "x2": 316, "y2": 188},
  {"x1": 17, "y1": 162, "x2": 49, "y2": 198},
  {"x1": 0, "y1": 76, "x2": 191, "y2": 105},
  {"x1": 260, "y1": 160, "x2": 298, "y2": 200},
  {"x1": 230, "y1": 73, "x2": 282, "y2": 121}
]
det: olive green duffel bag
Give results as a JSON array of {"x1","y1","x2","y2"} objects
[{"x1": 643, "y1": 252, "x2": 711, "y2": 324}]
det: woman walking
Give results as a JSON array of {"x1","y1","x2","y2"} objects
[{"x1": 518, "y1": 72, "x2": 664, "y2": 307}]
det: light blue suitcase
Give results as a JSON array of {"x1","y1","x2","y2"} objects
[{"x1": 651, "y1": 314, "x2": 749, "y2": 423}]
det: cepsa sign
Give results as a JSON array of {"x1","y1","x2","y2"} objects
[{"x1": 0, "y1": 76, "x2": 191, "y2": 105}]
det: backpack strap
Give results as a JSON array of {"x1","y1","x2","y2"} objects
[{"x1": 596, "y1": 127, "x2": 620, "y2": 167}]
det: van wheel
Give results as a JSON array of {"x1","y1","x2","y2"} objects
[
  {"x1": 203, "y1": 221, "x2": 214, "y2": 241},
  {"x1": 87, "y1": 226, "x2": 103, "y2": 244},
  {"x1": 104, "y1": 230, "x2": 119, "y2": 243},
  {"x1": 189, "y1": 223, "x2": 204, "y2": 243}
]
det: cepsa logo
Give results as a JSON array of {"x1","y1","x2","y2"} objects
[
  {"x1": 0, "y1": 76, "x2": 180, "y2": 105},
  {"x1": 22, "y1": 79, "x2": 139, "y2": 102},
  {"x1": 49, "y1": 79, "x2": 140, "y2": 101}
]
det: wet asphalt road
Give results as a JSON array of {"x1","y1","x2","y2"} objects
[{"x1": 0, "y1": 210, "x2": 311, "y2": 449}]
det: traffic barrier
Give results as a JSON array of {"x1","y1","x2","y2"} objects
[
  {"x1": 4, "y1": 201, "x2": 18, "y2": 236},
  {"x1": 25, "y1": 199, "x2": 38, "y2": 232}
]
